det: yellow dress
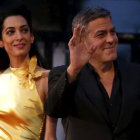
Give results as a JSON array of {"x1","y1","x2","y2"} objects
[{"x1": 0, "y1": 56, "x2": 45, "y2": 140}]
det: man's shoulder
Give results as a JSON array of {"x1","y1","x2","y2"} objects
[
  {"x1": 49, "y1": 65, "x2": 68, "y2": 77},
  {"x1": 117, "y1": 61, "x2": 140, "y2": 72},
  {"x1": 118, "y1": 61, "x2": 140, "y2": 67},
  {"x1": 51, "y1": 65, "x2": 67, "y2": 72}
]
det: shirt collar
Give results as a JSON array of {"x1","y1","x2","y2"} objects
[{"x1": 87, "y1": 61, "x2": 119, "y2": 78}]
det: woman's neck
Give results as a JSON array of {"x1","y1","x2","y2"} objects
[{"x1": 9, "y1": 55, "x2": 30, "y2": 68}]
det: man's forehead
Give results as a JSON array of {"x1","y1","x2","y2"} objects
[
  {"x1": 95, "y1": 26, "x2": 115, "y2": 32},
  {"x1": 88, "y1": 17, "x2": 114, "y2": 32}
]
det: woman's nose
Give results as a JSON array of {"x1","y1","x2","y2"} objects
[{"x1": 16, "y1": 31, "x2": 23, "y2": 41}]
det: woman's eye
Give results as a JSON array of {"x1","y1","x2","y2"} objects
[
  {"x1": 7, "y1": 30, "x2": 14, "y2": 35},
  {"x1": 22, "y1": 28, "x2": 28, "y2": 33}
]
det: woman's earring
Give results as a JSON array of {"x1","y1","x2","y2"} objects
[{"x1": 31, "y1": 39, "x2": 34, "y2": 43}]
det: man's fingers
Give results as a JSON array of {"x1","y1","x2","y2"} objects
[
  {"x1": 73, "y1": 24, "x2": 81, "y2": 43},
  {"x1": 86, "y1": 44, "x2": 98, "y2": 54},
  {"x1": 69, "y1": 24, "x2": 86, "y2": 48},
  {"x1": 68, "y1": 36, "x2": 75, "y2": 47},
  {"x1": 87, "y1": 50, "x2": 94, "y2": 54},
  {"x1": 80, "y1": 26, "x2": 86, "y2": 42},
  {"x1": 91, "y1": 44, "x2": 98, "y2": 52}
]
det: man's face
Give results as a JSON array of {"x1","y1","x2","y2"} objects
[{"x1": 85, "y1": 16, "x2": 118, "y2": 63}]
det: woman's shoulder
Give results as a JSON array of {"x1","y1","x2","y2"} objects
[
  {"x1": 35, "y1": 66, "x2": 50, "y2": 78},
  {"x1": 35, "y1": 67, "x2": 50, "y2": 101},
  {"x1": 0, "y1": 70, "x2": 5, "y2": 75}
]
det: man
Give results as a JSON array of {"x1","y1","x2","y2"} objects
[{"x1": 45, "y1": 7, "x2": 140, "y2": 140}]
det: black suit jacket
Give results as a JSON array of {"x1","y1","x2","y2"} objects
[{"x1": 45, "y1": 62, "x2": 140, "y2": 140}]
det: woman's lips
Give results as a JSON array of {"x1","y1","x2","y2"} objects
[{"x1": 13, "y1": 44, "x2": 26, "y2": 49}]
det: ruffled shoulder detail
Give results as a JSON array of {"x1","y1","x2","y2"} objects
[{"x1": 10, "y1": 56, "x2": 43, "y2": 90}]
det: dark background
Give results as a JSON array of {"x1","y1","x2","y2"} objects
[
  {"x1": 0, "y1": 0, "x2": 140, "y2": 69},
  {"x1": 1, "y1": 1, "x2": 140, "y2": 139}
]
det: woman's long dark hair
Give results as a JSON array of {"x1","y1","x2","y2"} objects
[{"x1": 0, "y1": 4, "x2": 46, "y2": 69}]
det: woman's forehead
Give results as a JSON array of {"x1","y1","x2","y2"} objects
[{"x1": 3, "y1": 15, "x2": 28, "y2": 29}]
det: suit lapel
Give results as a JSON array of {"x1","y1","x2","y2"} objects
[
  {"x1": 78, "y1": 64, "x2": 110, "y2": 123},
  {"x1": 114, "y1": 62, "x2": 138, "y2": 134},
  {"x1": 78, "y1": 63, "x2": 139, "y2": 134}
]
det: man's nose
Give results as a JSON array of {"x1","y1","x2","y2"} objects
[{"x1": 106, "y1": 33, "x2": 114, "y2": 44}]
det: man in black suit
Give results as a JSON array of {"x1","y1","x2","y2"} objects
[{"x1": 45, "y1": 7, "x2": 140, "y2": 140}]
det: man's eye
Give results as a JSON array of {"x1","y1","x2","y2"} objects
[
  {"x1": 97, "y1": 33, "x2": 104, "y2": 36},
  {"x1": 111, "y1": 30, "x2": 116, "y2": 33}
]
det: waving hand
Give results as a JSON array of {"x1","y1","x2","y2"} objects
[{"x1": 67, "y1": 24, "x2": 97, "y2": 83}]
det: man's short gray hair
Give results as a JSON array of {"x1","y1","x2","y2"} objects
[{"x1": 72, "y1": 7, "x2": 111, "y2": 34}]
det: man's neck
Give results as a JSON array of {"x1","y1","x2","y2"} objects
[
  {"x1": 89, "y1": 60, "x2": 115, "y2": 76},
  {"x1": 89, "y1": 60, "x2": 115, "y2": 98}
]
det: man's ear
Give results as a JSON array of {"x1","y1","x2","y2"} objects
[{"x1": 0, "y1": 40, "x2": 4, "y2": 48}]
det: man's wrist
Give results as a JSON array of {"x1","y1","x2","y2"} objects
[{"x1": 67, "y1": 65, "x2": 81, "y2": 83}]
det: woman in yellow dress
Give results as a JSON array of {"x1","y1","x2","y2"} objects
[{"x1": 0, "y1": 4, "x2": 57, "y2": 140}]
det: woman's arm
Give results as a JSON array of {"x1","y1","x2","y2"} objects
[
  {"x1": 44, "y1": 116, "x2": 58, "y2": 140},
  {"x1": 40, "y1": 69, "x2": 58, "y2": 140}
]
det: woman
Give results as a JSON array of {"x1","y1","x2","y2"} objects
[{"x1": 0, "y1": 4, "x2": 57, "y2": 140}]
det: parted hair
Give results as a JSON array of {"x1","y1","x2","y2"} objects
[
  {"x1": 0, "y1": 4, "x2": 32, "y2": 40},
  {"x1": 0, "y1": 4, "x2": 45, "y2": 69},
  {"x1": 72, "y1": 7, "x2": 111, "y2": 32}
]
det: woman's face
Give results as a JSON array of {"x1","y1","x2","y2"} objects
[{"x1": 0, "y1": 15, "x2": 34, "y2": 58}]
